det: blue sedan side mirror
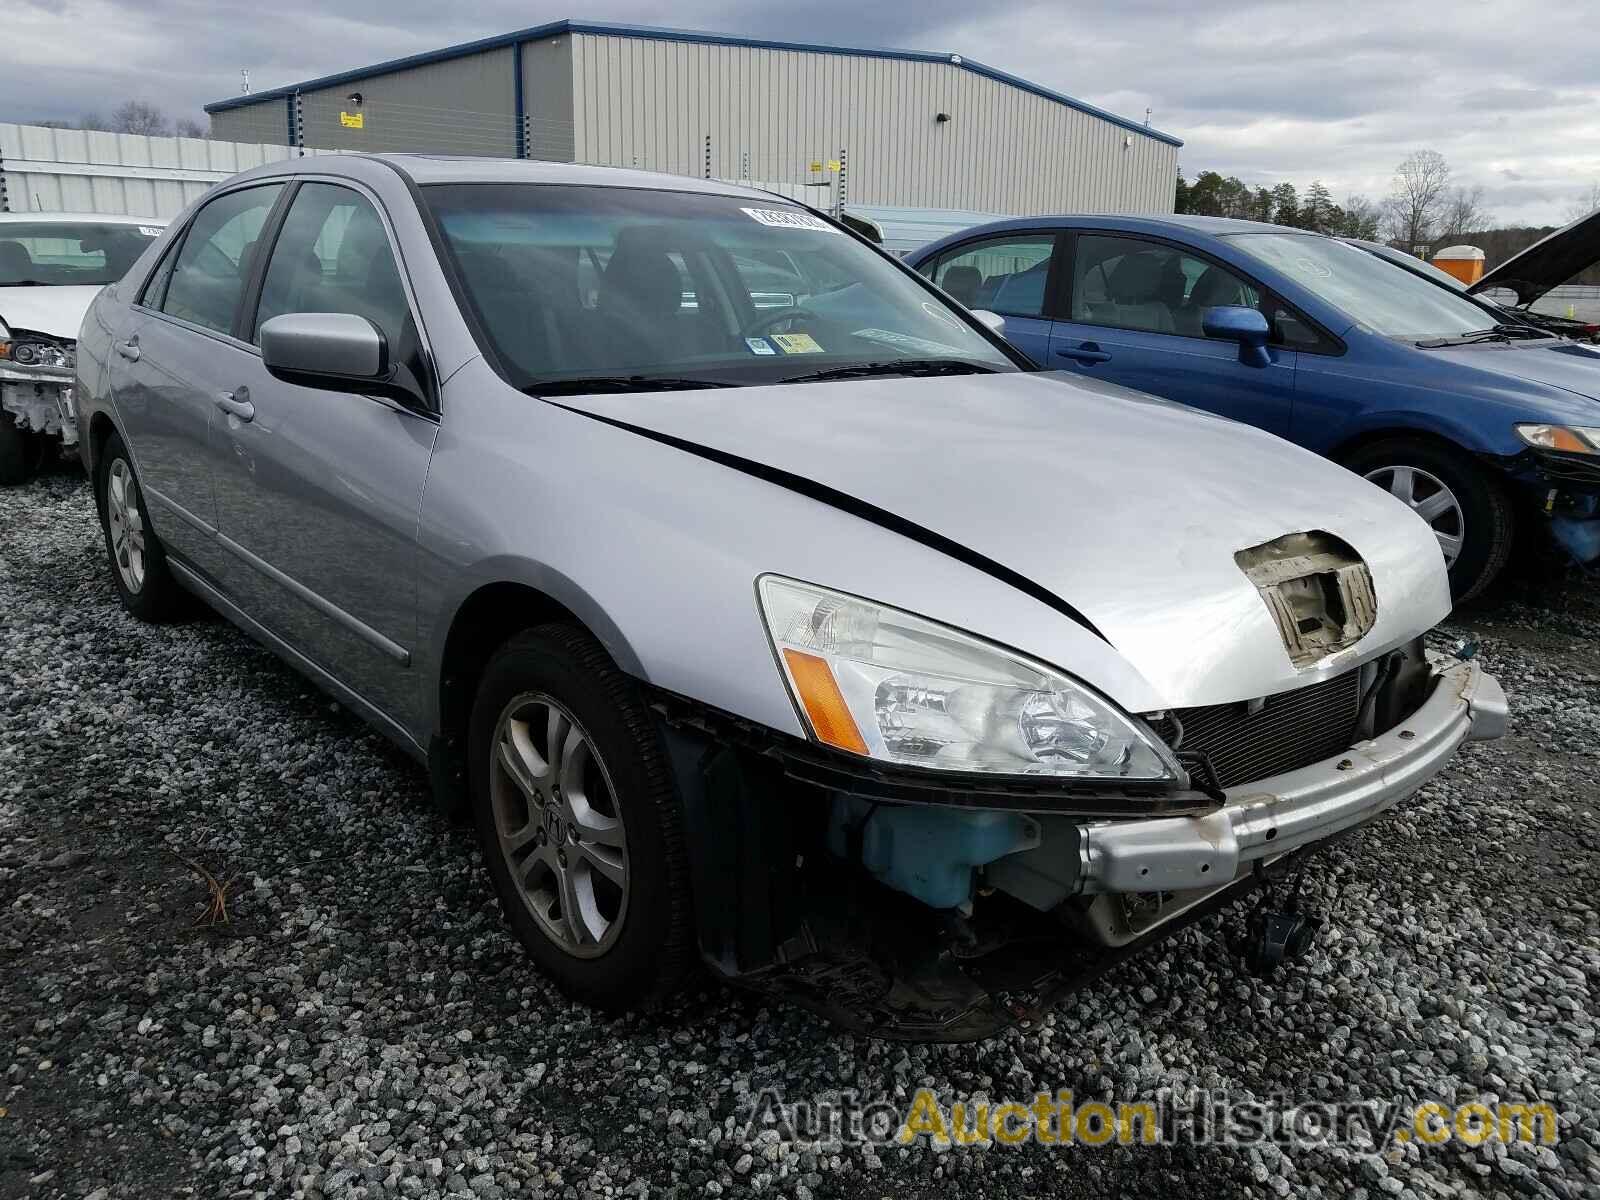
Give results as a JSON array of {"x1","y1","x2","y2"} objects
[{"x1": 1202, "y1": 305, "x2": 1273, "y2": 368}]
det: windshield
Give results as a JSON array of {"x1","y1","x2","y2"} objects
[
  {"x1": 0, "y1": 221, "x2": 162, "y2": 286},
  {"x1": 1226, "y1": 232, "x2": 1504, "y2": 340},
  {"x1": 423, "y1": 184, "x2": 1015, "y2": 391}
]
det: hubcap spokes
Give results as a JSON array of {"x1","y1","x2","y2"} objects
[
  {"x1": 490, "y1": 694, "x2": 628, "y2": 958},
  {"x1": 1365, "y1": 464, "x2": 1464, "y2": 567},
  {"x1": 107, "y1": 460, "x2": 146, "y2": 593}
]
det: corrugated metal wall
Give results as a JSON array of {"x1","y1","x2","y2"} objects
[
  {"x1": 0, "y1": 123, "x2": 312, "y2": 218},
  {"x1": 297, "y1": 47, "x2": 520, "y2": 156},
  {"x1": 569, "y1": 34, "x2": 1178, "y2": 214}
]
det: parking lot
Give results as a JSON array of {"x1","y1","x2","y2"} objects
[{"x1": 2, "y1": 461, "x2": 1596, "y2": 1200}]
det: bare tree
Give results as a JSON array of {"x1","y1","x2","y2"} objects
[
  {"x1": 1384, "y1": 149, "x2": 1452, "y2": 252},
  {"x1": 175, "y1": 117, "x2": 208, "y2": 139},
  {"x1": 110, "y1": 100, "x2": 171, "y2": 136},
  {"x1": 77, "y1": 111, "x2": 109, "y2": 132},
  {"x1": 1564, "y1": 182, "x2": 1600, "y2": 224},
  {"x1": 1440, "y1": 185, "x2": 1490, "y2": 239},
  {"x1": 1341, "y1": 194, "x2": 1382, "y2": 240}
]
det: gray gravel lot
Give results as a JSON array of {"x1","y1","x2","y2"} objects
[{"x1": 2, "y1": 463, "x2": 1598, "y2": 1200}]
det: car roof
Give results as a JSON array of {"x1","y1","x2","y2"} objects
[
  {"x1": 243, "y1": 153, "x2": 795, "y2": 204},
  {"x1": 907, "y1": 212, "x2": 1328, "y2": 259},
  {"x1": 0, "y1": 212, "x2": 166, "y2": 226}
]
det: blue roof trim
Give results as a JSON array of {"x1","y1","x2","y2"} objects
[{"x1": 204, "y1": 18, "x2": 1182, "y2": 147}]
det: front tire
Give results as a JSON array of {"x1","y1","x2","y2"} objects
[
  {"x1": 0, "y1": 414, "x2": 43, "y2": 486},
  {"x1": 96, "y1": 431, "x2": 186, "y2": 621},
  {"x1": 1342, "y1": 437, "x2": 1513, "y2": 604},
  {"x1": 468, "y1": 624, "x2": 693, "y2": 1011}
]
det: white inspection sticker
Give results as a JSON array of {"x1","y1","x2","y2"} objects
[
  {"x1": 138, "y1": 226, "x2": 163, "y2": 237},
  {"x1": 741, "y1": 207, "x2": 834, "y2": 232}
]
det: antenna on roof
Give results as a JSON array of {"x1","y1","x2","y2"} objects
[
  {"x1": 1145, "y1": 107, "x2": 1152, "y2": 128},
  {"x1": 241, "y1": 69, "x2": 251, "y2": 95}
]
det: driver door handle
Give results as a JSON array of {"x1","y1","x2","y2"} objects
[
  {"x1": 215, "y1": 387, "x2": 255, "y2": 422},
  {"x1": 114, "y1": 337, "x2": 140, "y2": 362},
  {"x1": 1056, "y1": 343, "x2": 1112, "y2": 364}
]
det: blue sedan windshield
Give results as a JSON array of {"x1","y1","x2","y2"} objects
[{"x1": 1225, "y1": 232, "x2": 1502, "y2": 341}]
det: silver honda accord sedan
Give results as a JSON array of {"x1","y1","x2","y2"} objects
[{"x1": 75, "y1": 155, "x2": 1506, "y2": 1040}]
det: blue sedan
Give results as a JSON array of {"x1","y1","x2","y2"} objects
[{"x1": 909, "y1": 215, "x2": 1600, "y2": 601}]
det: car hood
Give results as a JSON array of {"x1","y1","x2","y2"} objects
[
  {"x1": 1471, "y1": 208, "x2": 1600, "y2": 307},
  {"x1": 1424, "y1": 338, "x2": 1600, "y2": 405},
  {"x1": 0, "y1": 284, "x2": 103, "y2": 341},
  {"x1": 552, "y1": 370, "x2": 1451, "y2": 708}
]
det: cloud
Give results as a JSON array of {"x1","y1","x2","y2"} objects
[{"x1": 3, "y1": 0, "x2": 1598, "y2": 225}]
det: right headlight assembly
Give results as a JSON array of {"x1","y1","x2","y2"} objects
[{"x1": 757, "y1": 576, "x2": 1181, "y2": 782}]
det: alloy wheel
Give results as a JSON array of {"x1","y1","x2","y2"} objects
[
  {"x1": 1364, "y1": 464, "x2": 1465, "y2": 568},
  {"x1": 489, "y1": 693, "x2": 629, "y2": 958},
  {"x1": 106, "y1": 458, "x2": 147, "y2": 594}
]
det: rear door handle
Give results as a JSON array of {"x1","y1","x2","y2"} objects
[
  {"x1": 1056, "y1": 344, "x2": 1112, "y2": 364},
  {"x1": 114, "y1": 338, "x2": 140, "y2": 362},
  {"x1": 215, "y1": 387, "x2": 254, "y2": 422}
]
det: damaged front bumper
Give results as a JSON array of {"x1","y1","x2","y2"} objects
[
  {"x1": 657, "y1": 654, "x2": 1505, "y2": 1040},
  {"x1": 1078, "y1": 657, "x2": 1505, "y2": 894},
  {"x1": 1, "y1": 361, "x2": 78, "y2": 446}
]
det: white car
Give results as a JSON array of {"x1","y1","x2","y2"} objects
[{"x1": 0, "y1": 213, "x2": 165, "y2": 482}]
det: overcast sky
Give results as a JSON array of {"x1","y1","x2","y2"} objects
[{"x1": 7, "y1": 0, "x2": 1598, "y2": 226}]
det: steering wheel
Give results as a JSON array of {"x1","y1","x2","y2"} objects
[{"x1": 744, "y1": 307, "x2": 820, "y2": 337}]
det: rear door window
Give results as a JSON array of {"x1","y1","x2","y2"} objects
[
  {"x1": 926, "y1": 235, "x2": 1057, "y2": 316},
  {"x1": 159, "y1": 185, "x2": 283, "y2": 336}
]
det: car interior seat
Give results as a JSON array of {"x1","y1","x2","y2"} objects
[
  {"x1": 1104, "y1": 252, "x2": 1176, "y2": 333},
  {"x1": 941, "y1": 264, "x2": 982, "y2": 307}
]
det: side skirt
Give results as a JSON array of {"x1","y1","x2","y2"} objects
[{"x1": 166, "y1": 558, "x2": 427, "y2": 764}]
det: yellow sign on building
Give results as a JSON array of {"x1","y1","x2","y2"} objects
[{"x1": 340, "y1": 111, "x2": 365, "y2": 129}]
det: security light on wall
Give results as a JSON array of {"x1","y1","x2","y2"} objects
[
  {"x1": 347, "y1": 92, "x2": 364, "y2": 107},
  {"x1": 935, "y1": 112, "x2": 951, "y2": 124}
]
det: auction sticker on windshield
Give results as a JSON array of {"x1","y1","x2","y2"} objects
[
  {"x1": 770, "y1": 333, "x2": 824, "y2": 354},
  {"x1": 741, "y1": 207, "x2": 835, "y2": 232},
  {"x1": 745, "y1": 337, "x2": 777, "y2": 355}
]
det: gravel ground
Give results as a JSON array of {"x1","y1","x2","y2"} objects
[{"x1": 2, "y1": 462, "x2": 1598, "y2": 1200}]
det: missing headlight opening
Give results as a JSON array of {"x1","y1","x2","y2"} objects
[{"x1": 1234, "y1": 531, "x2": 1377, "y2": 667}]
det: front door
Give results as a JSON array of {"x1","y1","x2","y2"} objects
[
  {"x1": 1048, "y1": 232, "x2": 1297, "y2": 437},
  {"x1": 211, "y1": 180, "x2": 438, "y2": 728},
  {"x1": 108, "y1": 183, "x2": 284, "y2": 575}
]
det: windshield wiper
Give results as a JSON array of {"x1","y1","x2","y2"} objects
[
  {"x1": 1417, "y1": 324, "x2": 1552, "y2": 348},
  {"x1": 778, "y1": 357, "x2": 999, "y2": 384},
  {"x1": 0, "y1": 279, "x2": 53, "y2": 287},
  {"x1": 521, "y1": 375, "x2": 737, "y2": 396}
]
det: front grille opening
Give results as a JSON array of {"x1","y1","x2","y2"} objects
[{"x1": 1151, "y1": 669, "x2": 1361, "y2": 790}]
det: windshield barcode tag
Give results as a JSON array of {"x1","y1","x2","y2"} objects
[{"x1": 741, "y1": 207, "x2": 834, "y2": 232}]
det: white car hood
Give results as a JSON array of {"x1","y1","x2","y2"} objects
[
  {"x1": 554, "y1": 370, "x2": 1452, "y2": 708},
  {"x1": 0, "y1": 285, "x2": 103, "y2": 340}
]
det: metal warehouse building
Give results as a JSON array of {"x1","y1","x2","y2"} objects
[{"x1": 205, "y1": 20, "x2": 1180, "y2": 215}]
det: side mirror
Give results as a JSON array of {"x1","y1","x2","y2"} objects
[
  {"x1": 260, "y1": 312, "x2": 388, "y2": 387},
  {"x1": 1202, "y1": 305, "x2": 1272, "y2": 368},
  {"x1": 971, "y1": 309, "x2": 1007, "y2": 337}
]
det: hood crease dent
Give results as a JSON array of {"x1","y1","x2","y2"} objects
[{"x1": 545, "y1": 372, "x2": 1452, "y2": 709}]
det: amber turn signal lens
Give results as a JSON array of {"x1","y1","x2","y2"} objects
[{"x1": 781, "y1": 648, "x2": 869, "y2": 755}]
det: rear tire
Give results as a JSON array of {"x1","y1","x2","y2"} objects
[
  {"x1": 1341, "y1": 436, "x2": 1513, "y2": 604},
  {"x1": 0, "y1": 414, "x2": 42, "y2": 486},
  {"x1": 468, "y1": 623, "x2": 693, "y2": 1011},
  {"x1": 96, "y1": 431, "x2": 187, "y2": 622}
]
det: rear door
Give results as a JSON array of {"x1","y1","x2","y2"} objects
[
  {"x1": 1047, "y1": 231, "x2": 1298, "y2": 436},
  {"x1": 917, "y1": 231, "x2": 1061, "y2": 363},
  {"x1": 109, "y1": 183, "x2": 284, "y2": 576},
  {"x1": 209, "y1": 179, "x2": 438, "y2": 727}
]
